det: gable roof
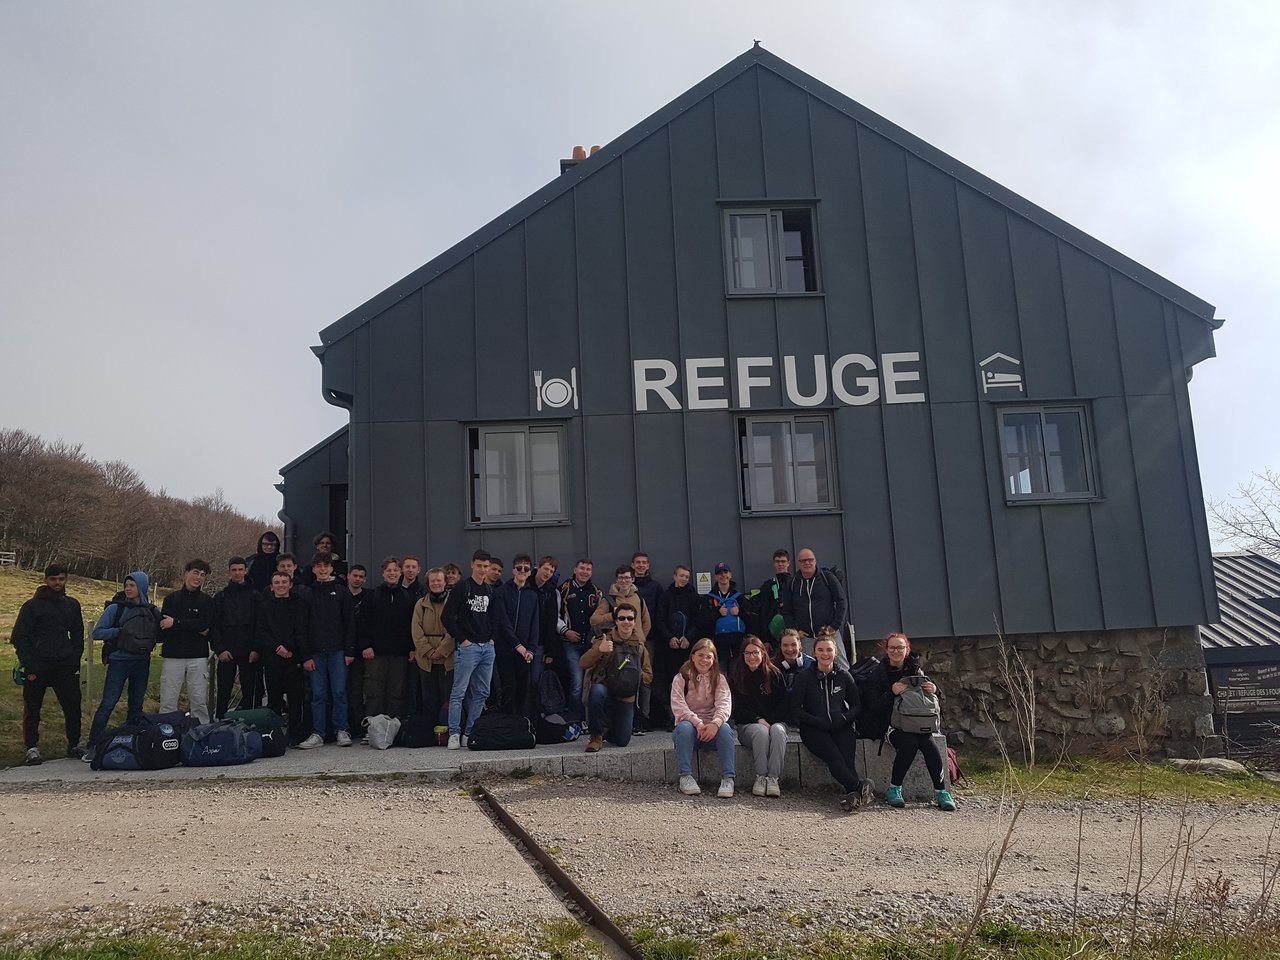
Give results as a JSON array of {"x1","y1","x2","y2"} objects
[
  {"x1": 278, "y1": 425, "x2": 348, "y2": 476},
  {"x1": 318, "y1": 44, "x2": 1218, "y2": 349},
  {"x1": 1201, "y1": 551, "x2": 1280, "y2": 651}
]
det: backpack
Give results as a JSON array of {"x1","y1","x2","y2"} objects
[
  {"x1": 603, "y1": 642, "x2": 643, "y2": 699},
  {"x1": 180, "y1": 720, "x2": 258, "y2": 766},
  {"x1": 536, "y1": 668, "x2": 567, "y2": 719},
  {"x1": 91, "y1": 712, "x2": 195, "y2": 771},
  {"x1": 114, "y1": 605, "x2": 159, "y2": 655},
  {"x1": 466, "y1": 712, "x2": 535, "y2": 751},
  {"x1": 364, "y1": 714, "x2": 401, "y2": 750},
  {"x1": 223, "y1": 708, "x2": 288, "y2": 758},
  {"x1": 848, "y1": 656, "x2": 880, "y2": 703},
  {"x1": 890, "y1": 675, "x2": 941, "y2": 735},
  {"x1": 394, "y1": 715, "x2": 436, "y2": 748}
]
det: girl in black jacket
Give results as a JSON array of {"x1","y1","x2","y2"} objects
[
  {"x1": 728, "y1": 635, "x2": 789, "y2": 798},
  {"x1": 864, "y1": 633, "x2": 954, "y2": 811},
  {"x1": 790, "y1": 634, "x2": 872, "y2": 810}
]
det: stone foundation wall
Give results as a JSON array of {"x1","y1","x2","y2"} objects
[{"x1": 899, "y1": 625, "x2": 1218, "y2": 758}]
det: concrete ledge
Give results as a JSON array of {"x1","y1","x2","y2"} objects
[{"x1": 1, "y1": 730, "x2": 948, "y2": 800}]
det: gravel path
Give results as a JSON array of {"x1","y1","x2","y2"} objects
[{"x1": 1, "y1": 777, "x2": 1275, "y2": 950}]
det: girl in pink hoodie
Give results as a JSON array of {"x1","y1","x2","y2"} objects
[{"x1": 670, "y1": 638, "x2": 735, "y2": 797}]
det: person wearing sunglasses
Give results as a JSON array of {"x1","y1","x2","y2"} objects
[{"x1": 579, "y1": 601, "x2": 652, "y2": 753}]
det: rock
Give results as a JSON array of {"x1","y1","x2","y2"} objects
[
  {"x1": 1094, "y1": 713, "x2": 1126, "y2": 736},
  {"x1": 1066, "y1": 639, "x2": 1089, "y2": 654},
  {"x1": 1166, "y1": 758, "x2": 1249, "y2": 776}
]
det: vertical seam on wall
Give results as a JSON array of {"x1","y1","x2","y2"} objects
[
  {"x1": 855, "y1": 120, "x2": 901, "y2": 631},
  {"x1": 903, "y1": 151, "x2": 954, "y2": 638},
  {"x1": 572, "y1": 187, "x2": 591, "y2": 559},
  {"x1": 955, "y1": 183, "x2": 1005, "y2": 637},
  {"x1": 420, "y1": 288, "x2": 431, "y2": 555},
  {"x1": 521, "y1": 218, "x2": 535, "y2": 558},
  {"x1": 755, "y1": 66, "x2": 768, "y2": 196},
  {"x1": 619, "y1": 151, "x2": 641, "y2": 551}
]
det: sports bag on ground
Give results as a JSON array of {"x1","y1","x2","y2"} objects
[
  {"x1": 603, "y1": 643, "x2": 642, "y2": 699},
  {"x1": 91, "y1": 711, "x2": 195, "y2": 771},
  {"x1": 536, "y1": 716, "x2": 582, "y2": 744},
  {"x1": 180, "y1": 720, "x2": 258, "y2": 766},
  {"x1": 224, "y1": 708, "x2": 288, "y2": 758},
  {"x1": 890, "y1": 675, "x2": 942, "y2": 735},
  {"x1": 364, "y1": 714, "x2": 401, "y2": 750},
  {"x1": 393, "y1": 714, "x2": 435, "y2": 748},
  {"x1": 466, "y1": 712, "x2": 535, "y2": 751}
]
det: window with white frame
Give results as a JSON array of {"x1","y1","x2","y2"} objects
[
  {"x1": 998, "y1": 405, "x2": 1095, "y2": 501},
  {"x1": 468, "y1": 424, "x2": 567, "y2": 524},
  {"x1": 738, "y1": 415, "x2": 835, "y2": 512},
  {"x1": 724, "y1": 207, "x2": 818, "y2": 295}
]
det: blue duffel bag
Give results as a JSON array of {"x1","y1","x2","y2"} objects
[{"x1": 180, "y1": 719, "x2": 260, "y2": 766}]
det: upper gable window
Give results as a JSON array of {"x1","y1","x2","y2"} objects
[
  {"x1": 999, "y1": 405, "x2": 1096, "y2": 502},
  {"x1": 468, "y1": 424, "x2": 567, "y2": 525},
  {"x1": 724, "y1": 207, "x2": 818, "y2": 295}
]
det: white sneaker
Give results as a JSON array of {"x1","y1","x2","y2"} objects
[
  {"x1": 297, "y1": 733, "x2": 324, "y2": 749},
  {"x1": 678, "y1": 775, "x2": 701, "y2": 795},
  {"x1": 717, "y1": 778, "x2": 735, "y2": 799},
  {"x1": 766, "y1": 776, "x2": 781, "y2": 798},
  {"x1": 335, "y1": 730, "x2": 353, "y2": 746},
  {"x1": 752, "y1": 776, "x2": 767, "y2": 797},
  {"x1": 447, "y1": 734, "x2": 461, "y2": 750},
  {"x1": 460, "y1": 734, "x2": 469, "y2": 748}
]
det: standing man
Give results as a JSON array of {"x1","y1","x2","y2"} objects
[
  {"x1": 557, "y1": 559, "x2": 599, "y2": 724},
  {"x1": 11, "y1": 564, "x2": 85, "y2": 764},
  {"x1": 297, "y1": 554, "x2": 356, "y2": 748},
  {"x1": 345, "y1": 564, "x2": 372, "y2": 735},
  {"x1": 756, "y1": 549, "x2": 792, "y2": 647},
  {"x1": 442, "y1": 549, "x2": 497, "y2": 749},
  {"x1": 590, "y1": 566, "x2": 651, "y2": 641},
  {"x1": 159, "y1": 559, "x2": 215, "y2": 723},
  {"x1": 700, "y1": 562, "x2": 746, "y2": 666},
  {"x1": 212, "y1": 556, "x2": 261, "y2": 718},
  {"x1": 400, "y1": 556, "x2": 424, "y2": 603},
  {"x1": 248, "y1": 531, "x2": 280, "y2": 592},
  {"x1": 492, "y1": 554, "x2": 541, "y2": 717},
  {"x1": 782, "y1": 548, "x2": 849, "y2": 666},
  {"x1": 258, "y1": 570, "x2": 307, "y2": 743},
  {"x1": 485, "y1": 558, "x2": 505, "y2": 587},
  {"x1": 532, "y1": 556, "x2": 563, "y2": 709},
  {"x1": 411, "y1": 567, "x2": 454, "y2": 726},
  {"x1": 358, "y1": 557, "x2": 415, "y2": 721},
  {"x1": 630, "y1": 552, "x2": 667, "y2": 734}
]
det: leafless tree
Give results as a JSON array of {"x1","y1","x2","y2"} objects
[{"x1": 1209, "y1": 470, "x2": 1280, "y2": 558}]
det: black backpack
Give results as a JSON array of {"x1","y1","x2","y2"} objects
[
  {"x1": 91, "y1": 711, "x2": 195, "y2": 771},
  {"x1": 536, "y1": 668, "x2": 567, "y2": 718},
  {"x1": 114, "y1": 605, "x2": 159, "y2": 655},
  {"x1": 466, "y1": 713, "x2": 535, "y2": 751},
  {"x1": 394, "y1": 715, "x2": 437, "y2": 748},
  {"x1": 603, "y1": 642, "x2": 643, "y2": 699}
]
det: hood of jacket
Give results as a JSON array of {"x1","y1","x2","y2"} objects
[
  {"x1": 33, "y1": 584, "x2": 69, "y2": 603},
  {"x1": 125, "y1": 571, "x2": 150, "y2": 605},
  {"x1": 256, "y1": 532, "x2": 280, "y2": 556}
]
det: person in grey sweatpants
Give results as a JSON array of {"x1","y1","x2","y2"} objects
[{"x1": 728, "y1": 635, "x2": 790, "y2": 798}]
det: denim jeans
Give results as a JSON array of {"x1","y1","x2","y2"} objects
[
  {"x1": 560, "y1": 640, "x2": 586, "y2": 722},
  {"x1": 89, "y1": 653, "x2": 151, "y2": 746},
  {"x1": 448, "y1": 641, "x2": 495, "y2": 736},
  {"x1": 673, "y1": 719, "x2": 736, "y2": 779},
  {"x1": 587, "y1": 684, "x2": 635, "y2": 746},
  {"x1": 308, "y1": 651, "x2": 349, "y2": 736}
]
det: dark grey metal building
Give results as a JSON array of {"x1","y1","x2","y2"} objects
[{"x1": 283, "y1": 44, "x2": 1221, "y2": 644}]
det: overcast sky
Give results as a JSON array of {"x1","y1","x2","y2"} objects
[{"x1": 2, "y1": 1, "x2": 1275, "y2": 537}]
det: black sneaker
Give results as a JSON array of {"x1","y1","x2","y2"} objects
[
  {"x1": 24, "y1": 747, "x2": 42, "y2": 766},
  {"x1": 65, "y1": 745, "x2": 86, "y2": 760}
]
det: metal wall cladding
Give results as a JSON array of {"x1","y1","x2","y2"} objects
[
  {"x1": 279, "y1": 427, "x2": 349, "y2": 556},
  {"x1": 314, "y1": 54, "x2": 1219, "y2": 640}
]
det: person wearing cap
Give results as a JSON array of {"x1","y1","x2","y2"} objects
[
  {"x1": 441, "y1": 549, "x2": 497, "y2": 749},
  {"x1": 10, "y1": 564, "x2": 86, "y2": 764},
  {"x1": 700, "y1": 562, "x2": 746, "y2": 666}
]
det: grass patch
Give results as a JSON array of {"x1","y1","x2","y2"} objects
[{"x1": 961, "y1": 751, "x2": 1280, "y2": 804}]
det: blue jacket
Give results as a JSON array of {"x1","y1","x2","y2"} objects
[
  {"x1": 93, "y1": 571, "x2": 160, "y2": 660},
  {"x1": 493, "y1": 579, "x2": 541, "y2": 655}
]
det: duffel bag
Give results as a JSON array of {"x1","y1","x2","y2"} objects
[
  {"x1": 224, "y1": 708, "x2": 288, "y2": 758},
  {"x1": 91, "y1": 712, "x2": 193, "y2": 771},
  {"x1": 466, "y1": 712, "x2": 535, "y2": 751},
  {"x1": 364, "y1": 714, "x2": 400, "y2": 750},
  {"x1": 393, "y1": 715, "x2": 436, "y2": 748},
  {"x1": 180, "y1": 720, "x2": 258, "y2": 766}
]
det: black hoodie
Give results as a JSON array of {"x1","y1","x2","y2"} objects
[
  {"x1": 256, "y1": 589, "x2": 306, "y2": 657},
  {"x1": 160, "y1": 585, "x2": 215, "y2": 659},
  {"x1": 248, "y1": 532, "x2": 281, "y2": 592},
  {"x1": 212, "y1": 579, "x2": 259, "y2": 658},
  {"x1": 11, "y1": 585, "x2": 84, "y2": 669},
  {"x1": 789, "y1": 664, "x2": 861, "y2": 733},
  {"x1": 358, "y1": 582, "x2": 414, "y2": 656}
]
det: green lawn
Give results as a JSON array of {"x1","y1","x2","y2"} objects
[{"x1": 1, "y1": 567, "x2": 168, "y2": 768}]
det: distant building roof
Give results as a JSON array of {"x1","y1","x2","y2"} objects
[{"x1": 1202, "y1": 551, "x2": 1280, "y2": 650}]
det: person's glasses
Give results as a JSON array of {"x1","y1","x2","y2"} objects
[
  {"x1": 514, "y1": 565, "x2": 531, "y2": 572},
  {"x1": 743, "y1": 649, "x2": 762, "y2": 658},
  {"x1": 615, "y1": 615, "x2": 636, "y2": 622},
  {"x1": 887, "y1": 645, "x2": 908, "y2": 651}
]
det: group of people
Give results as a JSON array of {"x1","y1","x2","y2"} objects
[{"x1": 9, "y1": 535, "x2": 955, "y2": 811}]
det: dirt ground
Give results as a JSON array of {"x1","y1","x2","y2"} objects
[{"x1": 1, "y1": 777, "x2": 1275, "y2": 945}]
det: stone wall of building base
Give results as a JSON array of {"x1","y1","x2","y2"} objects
[{"x1": 906, "y1": 626, "x2": 1219, "y2": 759}]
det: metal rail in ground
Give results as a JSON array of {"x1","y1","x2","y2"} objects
[{"x1": 471, "y1": 784, "x2": 644, "y2": 960}]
